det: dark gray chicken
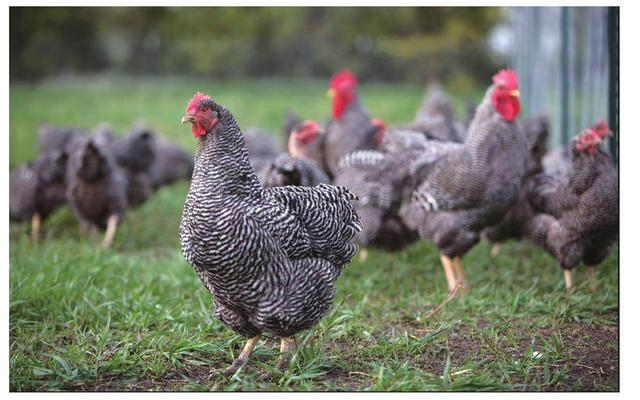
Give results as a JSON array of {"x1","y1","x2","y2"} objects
[
  {"x1": 483, "y1": 115, "x2": 550, "y2": 255},
  {"x1": 179, "y1": 92, "x2": 361, "y2": 377},
  {"x1": 38, "y1": 123, "x2": 89, "y2": 155},
  {"x1": 10, "y1": 150, "x2": 68, "y2": 240},
  {"x1": 65, "y1": 135, "x2": 127, "y2": 248},
  {"x1": 110, "y1": 123, "x2": 156, "y2": 207},
  {"x1": 243, "y1": 128, "x2": 283, "y2": 174},
  {"x1": 398, "y1": 69, "x2": 528, "y2": 293},
  {"x1": 528, "y1": 122, "x2": 618, "y2": 292},
  {"x1": 148, "y1": 136, "x2": 194, "y2": 190},
  {"x1": 405, "y1": 81, "x2": 466, "y2": 143},
  {"x1": 282, "y1": 110, "x2": 302, "y2": 147},
  {"x1": 259, "y1": 120, "x2": 330, "y2": 188},
  {"x1": 323, "y1": 69, "x2": 377, "y2": 178}
]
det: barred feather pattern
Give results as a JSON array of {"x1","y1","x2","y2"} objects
[
  {"x1": 259, "y1": 153, "x2": 330, "y2": 188},
  {"x1": 399, "y1": 85, "x2": 529, "y2": 257},
  {"x1": 527, "y1": 144, "x2": 618, "y2": 270},
  {"x1": 179, "y1": 103, "x2": 362, "y2": 338}
]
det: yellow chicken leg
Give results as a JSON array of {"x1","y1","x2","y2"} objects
[
  {"x1": 452, "y1": 257, "x2": 468, "y2": 291},
  {"x1": 30, "y1": 213, "x2": 41, "y2": 242},
  {"x1": 101, "y1": 215, "x2": 119, "y2": 248},
  {"x1": 586, "y1": 266, "x2": 597, "y2": 292},
  {"x1": 440, "y1": 254, "x2": 458, "y2": 292},
  {"x1": 563, "y1": 269, "x2": 574, "y2": 293},
  {"x1": 218, "y1": 335, "x2": 261, "y2": 377},
  {"x1": 490, "y1": 243, "x2": 501, "y2": 258},
  {"x1": 359, "y1": 248, "x2": 369, "y2": 263}
]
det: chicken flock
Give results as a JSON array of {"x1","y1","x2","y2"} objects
[{"x1": 11, "y1": 68, "x2": 618, "y2": 377}]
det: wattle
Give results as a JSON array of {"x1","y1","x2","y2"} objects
[
  {"x1": 492, "y1": 92, "x2": 520, "y2": 122},
  {"x1": 191, "y1": 122, "x2": 207, "y2": 138}
]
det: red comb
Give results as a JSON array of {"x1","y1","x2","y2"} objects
[
  {"x1": 329, "y1": 69, "x2": 357, "y2": 90},
  {"x1": 186, "y1": 92, "x2": 212, "y2": 114},
  {"x1": 492, "y1": 69, "x2": 519, "y2": 89},
  {"x1": 591, "y1": 119, "x2": 611, "y2": 139},
  {"x1": 371, "y1": 118, "x2": 386, "y2": 130}
]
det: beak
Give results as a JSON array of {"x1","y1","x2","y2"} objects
[
  {"x1": 326, "y1": 88, "x2": 336, "y2": 98},
  {"x1": 181, "y1": 114, "x2": 195, "y2": 124},
  {"x1": 510, "y1": 89, "x2": 520, "y2": 98}
]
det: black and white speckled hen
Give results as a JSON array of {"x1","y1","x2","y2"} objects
[
  {"x1": 483, "y1": 115, "x2": 550, "y2": 256},
  {"x1": 10, "y1": 150, "x2": 68, "y2": 240},
  {"x1": 527, "y1": 121, "x2": 618, "y2": 292},
  {"x1": 243, "y1": 128, "x2": 283, "y2": 175},
  {"x1": 408, "y1": 81, "x2": 467, "y2": 143},
  {"x1": 178, "y1": 92, "x2": 362, "y2": 377},
  {"x1": 398, "y1": 69, "x2": 528, "y2": 293},
  {"x1": 65, "y1": 135, "x2": 127, "y2": 248},
  {"x1": 259, "y1": 120, "x2": 330, "y2": 188},
  {"x1": 323, "y1": 69, "x2": 377, "y2": 178}
]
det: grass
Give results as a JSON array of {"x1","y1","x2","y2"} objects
[{"x1": 9, "y1": 76, "x2": 618, "y2": 391}]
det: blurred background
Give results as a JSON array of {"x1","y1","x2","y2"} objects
[{"x1": 10, "y1": 6, "x2": 618, "y2": 158}]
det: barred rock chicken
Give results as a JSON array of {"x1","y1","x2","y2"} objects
[
  {"x1": 282, "y1": 110, "x2": 302, "y2": 146},
  {"x1": 243, "y1": 128, "x2": 283, "y2": 174},
  {"x1": 483, "y1": 115, "x2": 550, "y2": 256},
  {"x1": 323, "y1": 69, "x2": 378, "y2": 178},
  {"x1": 10, "y1": 150, "x2": 68, "y2": 240},
  {"x1": 259, "y1": 120, "x2": 330, "y2": 188},
  {"x1": 282, "y1": 112, "x2": 329, "y2": 174},
  {"x1": 398, "y1": 69, "x2": 528, "y2": 293},
  {"x1": 179, "y1": 92, "x2": 362, "y2": 377},
  {"x1": 66, "y1": 135, "x2": 127, "y2": 248},
  {"x1": 528, "y1": 121, "x2": 618, "y2": 292},
  {"x1": 334, "y1": 128, "x2": 423, "y2": 257}
]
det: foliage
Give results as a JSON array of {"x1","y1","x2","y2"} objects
[{"x1": 10, "y1": 7, "x2": 505, "y2": 84}]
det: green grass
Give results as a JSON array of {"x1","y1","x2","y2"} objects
[{"x1": 9, "y1": 76, "x2": 618, "y2": 391}]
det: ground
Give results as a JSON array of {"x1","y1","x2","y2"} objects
[{"x1": 9, "y1": 77, "x2": 618, "y2": 391}]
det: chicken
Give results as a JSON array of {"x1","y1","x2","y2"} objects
[
  {"x1": 38, "y1": 123, "x2": 89, "y2": 155},
  {"x1": 527, "y1": 121, "x2": 618, "y2": 292},
  {"x1": 149, "y1": 136, "x2": 194, "y2": 190},
  {"x1": 243, "y1": 128, "x2": 283, "y2": 174},
  {"x1": 65, "y1": 135, "x2": 127, "y2": 248},
  {"x1": 282, "y1": 110, "x2": 302, "y2": 146},
  {"x1": 398, "y1": 69, "x2": 528, "y2": 293},
  {"x1": 405, "y1": 81, "x2": 467, "y2": 143},
  {"x1": 10, "y1": 150, "x2": 68, "y2": 240},
  {"x1": 110, "y1": 124, "x2": 156, "y2": 207},
  {"x1": 333, "y1": 126, "x2": 426, "y2": 258},
  {"x1": 483, "y1": 115, "x2": 550, "y2": 256},
  {"x1": 259, "y1": 120, "x2": 330, "y2": 188},
  {"x1": 179, "y1": 92, "x2": 361, "y2": 377},
  {"x1": 323, "y1": 69, "x2": 377, "y2": 178}
]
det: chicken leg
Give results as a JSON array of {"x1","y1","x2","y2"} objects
[
  {"x1": 101, "y1": 215, "x2": 119, "y2": 248},
  {"x1": 563, "y1": 269, "x2": 574, "y2": 293},
  {"x1": 440, "y1": 254, "x2": 458, "y2": 292},
  {"x1": 452, "y1": 257, "x2": 468, "y2": 291},
  {"x1": 30, "y1": 213, "x2": 41, "y2": 242},
  {"x1": 490, "y1": 243, "x2": 501, "y2": 258},
  {"x1": 260, "y1": 336, "x2": 295, "y2": 380},
  {"x1": 359, "y1": 248, "x2": 369, "y2": 263},
  {"x1": 219, "y1": 335, "x2": 261, "y2": 377},
  {"x1": 586, "y1": 266, "x2": 597, "y2": 292}
]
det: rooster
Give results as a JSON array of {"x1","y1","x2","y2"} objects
[
  {"x1": 528, "y1": 121, "x2": 618, "y2": 292},
  {"x1": 398, "y1": 69, "x2": 528, "y2": 293},
  {"x1": 323, "y1": 69, "x2": 378, "y2": 178},
  {"x1": 179, "y1": 92, "x2": 362, "y2": 377}
]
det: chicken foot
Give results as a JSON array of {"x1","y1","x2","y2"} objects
[
  {"x1": 101, "y1": 215, "x2": 119, "y2": 248},
  {"x1": 217, "y1": 335, "x2": 261, "y2": 378},
  {"x1": 260, "y1": 336, "x2": 295, "y2": 379},
  {"x1": 30, "y1": 213, "x2": 41, "y2": 242},
  {"x1": 490, "y1": 243, "x2": 501, "y2": 258}
]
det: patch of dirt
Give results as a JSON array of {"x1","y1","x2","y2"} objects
[{"x1": 420, "y1": 319, "x2": 619, "y2": 391}]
